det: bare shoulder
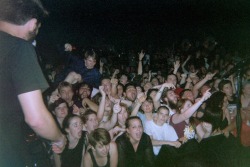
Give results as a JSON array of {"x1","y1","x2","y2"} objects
[{"x1": 109, "y1": 141, "x2": 117, "y2": 154}]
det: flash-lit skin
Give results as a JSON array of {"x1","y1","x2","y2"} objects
[
  {"x1": 78, "y1": 86, "x2": 91, "y2": 99},
  {"x1": 182, "y1": 91, "x2": 194, "y2": 102},
  {"x1": 53, "y1": 103, "x2": 68, "y2": 119},
  {"x1": 102, "y1": 79, "x2": 112, "y2": 95},
  {"x1": 151, "y1": 78, "x2": 159, "y2": 86},
  {"x1": 124, "y1": 86, "x2": 137, "y2": 102},
  {"x1": 126, "y1": 119, "x2": 143, "y2": 143},
  {"x1": 59, "y1": 86, "x2": 74, "y2": 105},
  {"x1": 93, "y1": 143, "x2": 110, "y2": 157},
  {"x1": 166, "y1": 75, "x2": 177, "y2": 87},
  {"x1": 119, "y1": 75, "x2": 128, "y2": 86},
  {"x1": 136, "y1": 86, "x2": 143, "y2": 94},
  {"x1": 104, "y1": 98, "x2": 112, "y2": 116},
  {"x1": 241, "y1": 83, "x2": 250, "y2": 108},
  {"x1": 155, "y1": 108, "x2": 169, "y2": 126},
  {"x1": 200, "y1": 85, "x2": 210, "y2": 96},
  {"x1": 117, "y1": 85, "x2": 124, "y2": 98},
  {"x1": 84, "y1": 57, "x2": 96, "y2": 69},
  {"x1": 118, "y1": 107, "x2": 128, "y2": 127},
  {"x1": 149, "y1": 91, "x2": 157, "y2": 99},
  {"x1": 180, "y1": 100, "x2": 194, "y2": 121},
  {"x1": 164, "y1": 90, "x2": 178, "y2": 105},
  {"x1": 66, "y1": 117, "x2": 83, "y2": 140},
  {"x1": 85, "y1": 114, "x2": 99, "y2": 133},
  {"x1": 143, "y1": 82, "x2": 153, "y2": 92},
  {"x1": 141, "y1": 101, "x2": 154, "y2": 114}
]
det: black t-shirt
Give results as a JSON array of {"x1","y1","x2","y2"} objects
[{"x1": 0, "y1": 31, "x2": 48, "y2": 167}]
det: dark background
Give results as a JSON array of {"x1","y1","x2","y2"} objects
[{"x1": 37, "y1": 0, "x2": 250, "y2": 59}]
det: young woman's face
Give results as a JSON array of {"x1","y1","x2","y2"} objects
[
  {"x1": 66, "y1": 117, "x2": 83, "y2": 139},
  {"x1": 126, "y1": 119, "x2": 143, "y2": 142},
  {"x1": 118, "y1": 107, "x2": 128, "y2": 125},
  {"x1": 222, "y1": 83, "x2": 233, "y2": 97},
  {"x1": 141, "y1": 100, "x2": 153, "y2": 113},
  {"x1": 180, "y1": 100, "x2": 193, "y2": 113},
  {"x1": 85, "y1": 114, "x2": 98, "y2": 133},
  {"x1": 54, "y1": 102, "x2": 68, "y2": 119},
  {"x1": 94, "y1": 143, "x2": 110, "y2": 157}
]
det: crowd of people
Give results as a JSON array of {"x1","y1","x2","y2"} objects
[
  {"x1": 37, "y1": 38, "x2": 250, "y2": 167},
  {"x1": 1, "y1": 0, "x2": 250, "y2": 166}
]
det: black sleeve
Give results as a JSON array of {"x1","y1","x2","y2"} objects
[
  {"x1": 116, "y1": 137, "x2": 127, "y2": 167},
  {"x1": 12, "y1": 41, "x2": 48, "y2": 95},
  {"x1": 144, "y1": 134, "x2": 156, "y2": 167}
]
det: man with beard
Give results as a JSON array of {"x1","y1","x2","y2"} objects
[
  {"x1": 161, "y1": 89, "x2": 179, "y2": 116},
  {"x1": 0, "y1": 0, "x2": 66, "y2": 166}
]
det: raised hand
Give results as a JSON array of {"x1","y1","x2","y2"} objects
[
  {"x1": 174, "y1": 60, "x2": 180, "y2": 70},
  {"x1": 52, "y1": 135, "x2": 67, "y2": 154},
  {"x1": 138, "y1": 50, "x2": 145, "y2": 61},
  {"x1": 99, "y1": 86, "x2": 106, "y2": 96},
  {"x1": 162, "y1": 82, "x2": 176, "y2": 89},
  {"x1": 113, "y1": 103, "x2": 122, "y2": 114},
  {"x1": 205, "y1": 72, "x2": 216, "y2": 80},
  {"x1": 200, "y1": 89, "x2": 212, "y2": 102}
]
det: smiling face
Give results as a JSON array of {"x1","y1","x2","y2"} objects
[
  {"x1": 126, "y1": 118, "x2": 143, "y2": 143},
  {"x1": 66, "y1": 117, "x2": 83, "y2": 139},
  {"x1": 156, "y1": 107, "x2": 169, "y2": 125},
  {"x1": 222, "y1": 83, "x2": 233, "y2": 97},
  {"x1": 94, "y1": 143, "x2": 110, "y2": 157},
  {"x1": 141, "y1": 100, "x2": 154, "y2": 113},
  {"x1": 78, "y1": 85, "x2": 91, "y2": 99},
  {"x1": 125, "y1": 85, "x2": 137, "y2": 102}
]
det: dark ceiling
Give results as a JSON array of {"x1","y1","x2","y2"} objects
[{"x1": 38, "y1": 0, "x2": 250, "y2": 52}]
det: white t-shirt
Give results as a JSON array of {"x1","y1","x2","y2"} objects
[{"x1": 144, "y1": 120, "x2": 178, "y2": 155}]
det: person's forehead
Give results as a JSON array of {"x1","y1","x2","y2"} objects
[
  {"x1": 102, "y1": 79, "x2": 111, "y2": 84},
  {"x1": 126, "y1": 86, "x2": 136, "y2": 91}
]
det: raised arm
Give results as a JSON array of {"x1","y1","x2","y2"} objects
[
  {"x1": 130, "y1": 94, "x2": 146, "y2": 116},
  {"x1": 99, "y1": 103, "x2": 120, "y2": 130},
  {"x1": 153, "y1": 83, "x2": 175, "y2": 109},
  {"x1": 97, "y1": 86, "x2": 106, "y2": 122},
  {"x1": 192, "y1": 72, "x2": 216, "y2": 98},
  {"x1": 111, "y1": 78, "x2": 119, "y2": 98},
  {"x1": 181, "y1": 55, "x2": 191, "y2": 74},
  {"x1": 138, "y1": 50, "x2": 145, "y2": 75},
  {"x1": 82, "y1": 98, "x2": 98, "y2": 112},
  {"x1": 173, "y1": 60, "x2": 180, "y2": 75},
  {"x1": 172, "y1": 89, "x2": 211, "y2": 124}
]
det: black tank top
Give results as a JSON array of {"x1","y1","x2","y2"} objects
[{"x1": 88, "y1": 149, "x2": 110, "y2": 167}]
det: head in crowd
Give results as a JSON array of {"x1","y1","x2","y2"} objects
[
  {"x1": 140, "y1": 96, "x2": 154, "y2": 114},
  {"x1": 117, "y1": 103, "x2": 129, "y2": 127},
  {"x1": 166, "y1": 74, "x2": 178, "y2": 87},
  {"x1": 147, "y1": 88, "x2": 158, "y2": 99},
  {"x1": 101, "y1": 77, "x2": 112, "y2": 95},
  {"x1": 244, "y1": 68, "x2": 250, "y2": 80},
  {"x1": 125, "y1": 116, "x2": 143, "y2": 142},
  {"x1": 117, "y1": 83, "x2": 125, "y2": 98},
  {"x1": 119, "y1": 73, "x2": 129, "y2": 86},
  {"x1": 84, "y1": 49, "x2": 97, "y2": 69},
  {"x1": 124, "y1": 82, "x2": 137, "y2": 102},
  {"x1": 62, "y1": 114, "x2": 83, "y2": 139},
  {"x1": 156, "y1": 106, "x2": 170, "y2": 125},
  {"x1": 180, "y1": 89, "x2": 194, "y2": 102},
  {"x1": 136, "y1": 85, "x2": 144, "y2": 95},
  {"x1": 89, "y1": 128, "x2": 111, "y2": 157},
  {"x1": 82, "y1": 109, "x2": 98, "y2": 133},
  {"x1": 77, "y1": 82, "x2": 93, "y2": 99},
  {"x1": 161, "y1": 89, "x2": 178, "y2": 109},
  {"x1": 218, "y1": 79, "x2": 233, "y2": 98},
  {"x1": 200, "y1": 83, "x2": 211, "y2": 96},
  {"x1": 50, "y1": 98, "x2": 69, "y2": 120},
  {"x1": 143, "y1": 81, "x2": 153, "y2": 92},
  {"x1": 202, "y1": 91, "x2": 226, "y2": 131},
  {"x1": 58, "y1": 81, "x2": 74, "y2": 104},
  {"x1": 0, "y1": 0, "x2": 48, "y2": 41},
  {"x1": 242, "y1": 81, "x2": 250, "y2": 96},
  {"x1": 151, "y1": 77, "x2": 160, "y2": 86},
  {"x1": 177, "y1": 99, "x2": 193, "y2": 114}
]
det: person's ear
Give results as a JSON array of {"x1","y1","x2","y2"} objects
[{"x1": 26, "y1": 18, "x2": 38, "y2": 32}]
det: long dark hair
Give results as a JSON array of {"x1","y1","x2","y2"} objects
[{"x1": 201, "y1": 91, "x2": 225, "y2": 131}]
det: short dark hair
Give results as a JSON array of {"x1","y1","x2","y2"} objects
[
  {"x1": 82, "y1": 109, "x2": 97, "y2": 124},
  {"x1": 218, "y1": 80, "x2": 232, "y2": 91},
  {"x1": 49, "y1": 98, "x2": 68, "y2": 112},
  {"x1": 58, "y1": 81, "x2": 73, "y2": 93},
  {"x1": 89, "y1": 128, "x2": 111, "y2": 147},
  {"x1": 124, "y1": 82, "x2": 136, "y2": 92},
  {"x1": 62, "y1": 114, "x2": 81, "y2": 134},
  {"x1": 125, "y1": 116, "x2": 142, "y2": 129},
  {"x1": 84, "y1": 49, "x2": 97, "y2": 60},
  {"x1": 0, "y1": 0, "x2": 48, "y2": 25}
]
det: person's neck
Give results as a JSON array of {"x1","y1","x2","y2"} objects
[
  {"x1": 67, "y1": 135, "x2": 79, "y2": 148},
  {"x1": 0, "y1": 21, "x2": 27, "y2": 40},
  {"x1": 145, "y1": 112, "x2": 153, "y2": 120},
  {"x1": 154, "y1": 119, "x2": 164, "y2": 126},
  {"x1": 57, "y1": 117, "x2": 64, "y2": 128}
]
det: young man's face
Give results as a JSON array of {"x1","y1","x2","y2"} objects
[
  {"x1": 124, "y1": 86, "x2": 137, "y2": 102},
  {"x1": 59, "y1": 86, "x2": 74, "y2": 103},
  {"x1": 101, "y1": 79, "x2": 111, "y2": 94},
  {"x1": 84, "y1": 57, "x2": 96, "y2": 69},
  {"x1": 157, "y1": 108, "x2": 169, "y2": 125}
]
